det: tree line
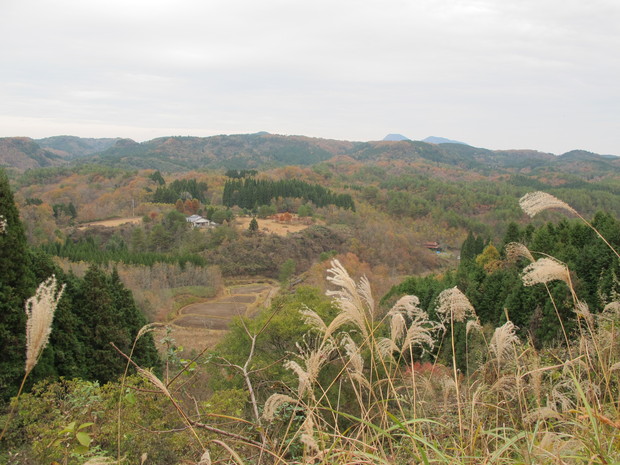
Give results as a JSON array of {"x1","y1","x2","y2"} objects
[
  {"x1": 152, "y1": 178, "x2": 209, "y2": 204},
  {"x1": 222, "y1": 177, "x2": 355, "y2": 211}
]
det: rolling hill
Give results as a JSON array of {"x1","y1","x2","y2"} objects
[
  {"x1": 1, "y1": 133, "x2": 618, "y2": 181},
  {"x1": 0, "y1": 137, "x2": 66, "y2": 170}
]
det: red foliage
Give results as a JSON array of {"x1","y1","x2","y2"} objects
[{"x1": 406, "y1": 362, "x2": 451, "y2": 378}]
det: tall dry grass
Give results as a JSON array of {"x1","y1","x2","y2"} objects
[{"x1": 1, "y1": 276, "x2": 65, "y2": 442}]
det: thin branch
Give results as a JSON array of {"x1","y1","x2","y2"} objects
[{"x1": 166, "y1": 344, "x2": 211, "y2": 388}]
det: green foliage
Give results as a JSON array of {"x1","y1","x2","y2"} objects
[
  {"x1": 202, "y1": 388, "x2": 249, "y2": 418},
  {"x1": 460, "y1": 231, "x2": 486, "y2": 262},
  {"x1": 42, "y1": 236, "x2": 206, "y2": 267},
  {"x1": 248, "y1": 217, "x2": 259, "y2": 233},
  {"x1": 152, "y1": 178, "x2": 208, "y2": 203},
  {"x1": 1, "y1": 263, "x2": 160, "y2": 390},
  {"x1": 208, "y1": 207, "x2": 233, "y2": 224},
  {"x1": 51, "y1": 420, "x2": 94, "y2": 457},
  {"x1": 3, "y1": 377, "x2": 195, "y2": 464},
  {"x1": 223, "y1": 177, "x2": 355, "y2": 211},
  {"x1": 67, "y1": 266, "x2": 160, "y2": 384},
  {"x1": 475, "y1": 244, "x2": 500, "y2": 271},
  {"x1": 278, "y1": 258, "x2": 296, "y2": 284},
  {"x1": 0, "y1": 169, "x2": 36, "y2": 398},
  {"x1": 24, "y1": 197, "x2": 43, "y2": 206},
  {"x1": 148, "y1": 169, "x2": 165, "y2": 185},
  {"x1": 52, "y1": 202, "x2": 77, "y2": 220},
  {"x1": 205, "y1": 224, "x2": 238, "y2": 249},
  {"x1": 257, "y1": 204, "x2": 277, "y2": 218},
  {"x1": 387, "y1": 214, "x2": 620, "y2": 351},
  {"x1": 297, "y1": 203, "x2": 313, "y2": 217},
  {"x1": 209, "y1": 287, "x2": 337, "y2": 392}
]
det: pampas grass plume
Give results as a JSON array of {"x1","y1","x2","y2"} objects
[
  {"x1": 262, "y1": 393, "x2": 297, "y2": 421},
  {"x1": 505, "y1": 242, "x2": 535, "y2": 264},
  {"x1": 521, "y1": 257, "x2": 570, "y2": 287},
  {"x1": 519, "y1": 191, "x2": 577, "y2": 218},
  {"x1": 198, "y1": 449, "x2": 212, "y2": 465},
  {"x1": 25, "y1": 275, "x2": 65, "y2": 374},
  {"x1": 324, "y1": 260, "x2": 372, "y2": 340},
  {"x1": 135, "y1": 322, "x2": 165, "y2": 341},
  {"x1": 466, "y1": 319, "x2": 482, "y2": 336},
  {"x1": 435, "y1": 286, "x2": 476, "y2": 323},
  {"x1": 489, "y1": 321, "x2": 519, "y2": 363},
  {"x1": 300, "y1": 305, "x2": 327, "y2": 334},
  {"x1": 138, "y1": 367, "x2": 172, "y2": 398}
]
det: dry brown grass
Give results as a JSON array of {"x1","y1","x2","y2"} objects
[
  {"x1": 234, "y1": 215, "x2": 317, "y2": 236},
  {"x1": 77, "y1": 216, "x2": 142, "y2": 229}
]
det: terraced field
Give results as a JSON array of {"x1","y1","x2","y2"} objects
[{"x1": 156, "y1": 281, "x2": 278, "y2": 354}]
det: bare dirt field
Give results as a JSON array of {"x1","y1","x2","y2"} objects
[
  {"x1": 226, "y1": 295, "x2": 257, "y2": 303},
  {"x1": 235, "y1": 216, "x2": 314, "y2": 236},
  {"x1": 230, "y1": 284, "x2": 270, "y2": 294},
  {"x1": 179, "y1": 302, "x2": 247, "y2": 317},
  {"x1": 78, "y1": 217, "x2": 142, "y2": 229},
  {"x1": 173, "y1": 315, "x2": 230, "y2": 330}
]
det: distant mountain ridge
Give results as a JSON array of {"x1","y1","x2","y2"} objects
[
  {"x1": 1, "y1": 134, "x2": 618, "y2": 181},
  {"x1": 383, "y1": 134, "x2": 411, "y2": 141},
  {"x1": 36, "y1": 135, "x2": 121, "y2": 158},
  {"x1": 423, "y1": 136, "x2": 467, "y2": 145}
]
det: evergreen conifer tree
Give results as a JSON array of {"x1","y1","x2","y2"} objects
[
  {"x1": 248, "y1": 217, "x2": 259, "y2": 233},
  {"x1": 0, "y1": 169, "x2": 36, "y2": 398}
]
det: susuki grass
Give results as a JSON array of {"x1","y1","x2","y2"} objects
[{"x1": 1, "y1": 275, "x2": 65, "y2": 442}]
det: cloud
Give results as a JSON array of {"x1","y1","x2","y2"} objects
[{"x1": 1, "y1": 0, "x2": 619, "y2": 153}]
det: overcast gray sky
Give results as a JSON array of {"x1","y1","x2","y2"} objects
[{"x1": 1, "y1": 0, "x2": 619, "y2": 155}]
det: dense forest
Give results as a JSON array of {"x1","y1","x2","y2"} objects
[
  {"x1": 2, "y1": 133, "x2": 620, "y2": 464},
  {"x1": 222, "y1": 177, "x2": 355, "y2": 211}
]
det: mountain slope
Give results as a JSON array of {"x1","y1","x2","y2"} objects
[
  {"x1": 0, "y1": 137, "x2": 65, "y2": 170},
  {"x1": 90, "y1": 134, "x2": 358, "y2": 171},
  {"x1": 36, "y1": 135, "x2": 120, "y2": 158}
]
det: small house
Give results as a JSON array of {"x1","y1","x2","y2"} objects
[
  {"x1": 424, "y1": 241, "x2": 442, "y2": 253},
  {"x1": 186, "y1": 215, "x2": 217, "y2": 228}
]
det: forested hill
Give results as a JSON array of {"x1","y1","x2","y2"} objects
[
  {"x1": 1, "y1": 133, "x2": 619, "y2": 177},
  {"x1": 0, "y1": 137, "x2": 66, "y2": 170},
  {"x1": 36, "y1": 135, "x2": 121, "y2": 158}
]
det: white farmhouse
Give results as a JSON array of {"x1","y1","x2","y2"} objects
[{"x1": 186, "y1": 214, "x2": 217, "y2": 228}]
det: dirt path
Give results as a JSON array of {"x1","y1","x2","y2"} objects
[{"x1": 155, "y1": 280, "x2": 279, "y2": 354}]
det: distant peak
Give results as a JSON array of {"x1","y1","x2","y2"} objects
[
  {"x1": 383, "y1": 133, "x2": 411, "y2": 141},
  {"x1": 423, "y1": 136, "x2": 467, "y2": 145},
  {"x1": 114, "y1": 138, "x2": 138, "y2": 147}
]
